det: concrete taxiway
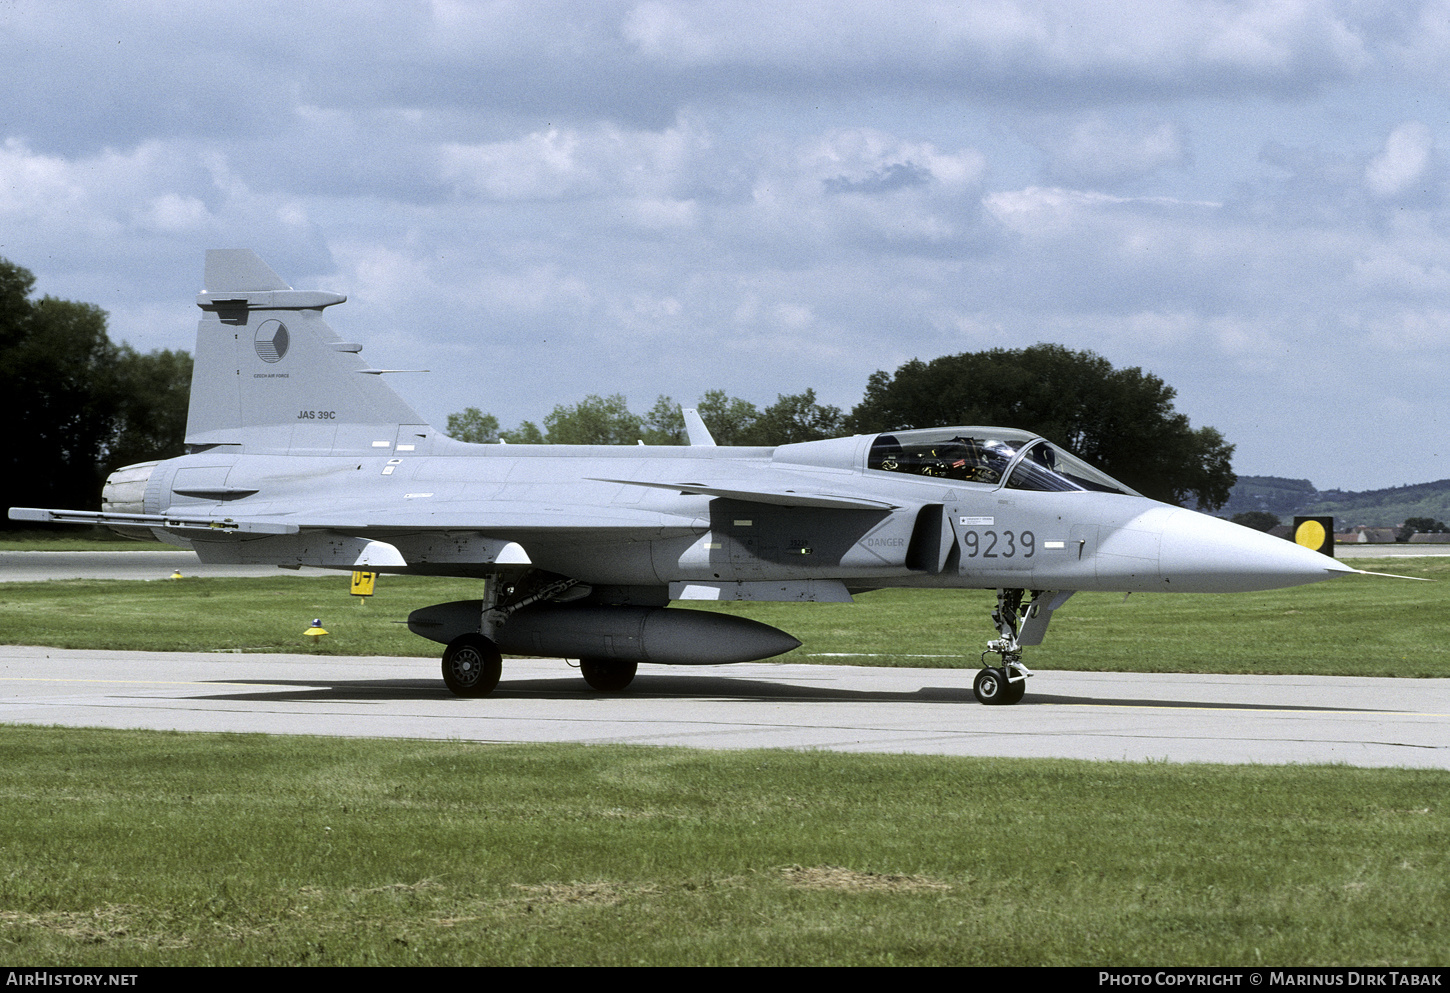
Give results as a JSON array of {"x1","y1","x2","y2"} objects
[{"x1": 1, "y1": 646, "x2": 1445, "y2": 769}]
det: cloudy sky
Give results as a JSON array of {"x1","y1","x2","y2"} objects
[{"x1": 4, "y1": 1, "x2": 1448, "y2": 491}]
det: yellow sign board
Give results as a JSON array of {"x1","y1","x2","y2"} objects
[
  {"x1": 350, "y1": 571, "x2": 377, "y2": 596},
  {"x1": 1292, "y1": 516, "x2": 1335, "y2": 557},
  {"x1": 1294, "y1": 519, "x2": 1326, "y2": 550}
]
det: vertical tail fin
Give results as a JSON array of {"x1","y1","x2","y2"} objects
[{"x1": 186, "y1": 250, "x2": 436, "y2": 456}]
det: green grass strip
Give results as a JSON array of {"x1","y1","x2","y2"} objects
[
  {"x1": 0, "y1": 728, "x2": 1444, "y2": 966},
  {"x1": 0, "y1": 530, "x2": 167, "y2": 551}
]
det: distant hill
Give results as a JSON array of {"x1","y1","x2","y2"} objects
[
  {"x1": 1216, "y1": 476, "x2": 1318, "y2": 517},
  {"x1": 1211, "y1": 476, "x2": 1450, "y2": 528}
]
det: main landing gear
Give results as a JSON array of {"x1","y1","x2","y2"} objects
[
  {"x1": 442, "y1": 633, "x2": 503, "y2": 697},
  {"x1": 439, "y1": 573, "x2": 579, "y2": 698},
  {"x1": 973, "y1": 588, "x2": 1039, "y2": 706},
  {"x1": 439, "y1": 636, "x2": 637, "y2": 696},
  {"x1": 437, "y1": 573, "x2": 645, "y2": 697}
]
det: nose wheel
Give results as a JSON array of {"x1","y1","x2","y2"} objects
[
  {"x1": 974, "y1": 588, "x2": 1038, "y2": 705},
  {"x1": 973, "y1": 664, "x2": 1028, "y2": 705}
]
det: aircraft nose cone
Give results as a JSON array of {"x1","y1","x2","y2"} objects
[{"x1": 1158, "y1": 509, "x2": 1355, "y2": 593}]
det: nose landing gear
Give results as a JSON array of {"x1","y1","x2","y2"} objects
[
  {"x1": 973, "y1": 588, "x2": 1048, "y2": 705},
  {"x1": 973, "y1": 664, "x2": 1027, "y2": 705}
]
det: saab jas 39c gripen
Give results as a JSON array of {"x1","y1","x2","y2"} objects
[{"x1": 12, "y1": 250, "x2": 1361, "y2": 704}]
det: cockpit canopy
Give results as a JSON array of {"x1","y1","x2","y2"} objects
[{"x1": 867, "y1": 427, "x2": 1139, "y2": 496}]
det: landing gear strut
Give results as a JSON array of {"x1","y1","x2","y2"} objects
[
  {"x1": 438, "y1": 572, "x2": 583, "y2": 697},
  {"x1": 975, "y1": 588, "x2": 1035, "y2": 705}
]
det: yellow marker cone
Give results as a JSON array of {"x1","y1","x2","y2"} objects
[
  {"x1": 169, "y1": 570, "x2": 183, "y2": 580},
  {"x1": 304, "y1": 618, "x2": 329, "y2": 639}
]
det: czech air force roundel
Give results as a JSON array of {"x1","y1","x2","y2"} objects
[{"x1": 254, "y1": 320, "x2": 290, "y2": 363}]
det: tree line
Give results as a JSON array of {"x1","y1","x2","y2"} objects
[
  {"x1": 2, "y1": 257, "x2": 192, "y2": 527},
  {"x1": 449, "y1": 343, "x2": 1236, "y2": 509},
  {"x1": 446, "y1": 388, "x2": 846, "y2": 449},
  {"x1": 3, "y1": 252, "x2": 1236, "y2": 522}
]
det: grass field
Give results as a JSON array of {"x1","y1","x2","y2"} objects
[
  {"x1": 0, "y1": 529, "x2": 167, "y2": 551},
  {"x1": 0, "y1": 557, "x2": 1445, "y2": 676},
  {"x1": 0, "y1": 728, "x2": 1445, "y2": 966}
]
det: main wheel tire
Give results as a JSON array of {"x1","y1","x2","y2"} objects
[
  {"x1": 973, "y1": 666, "x2": 1010, "y2": 705},
  {"x1": 579, "y1": 657, "x2": 637, "y2": 692},
  {"x1": 441, "y1": 634, "x2": 502, "y2": 697}
]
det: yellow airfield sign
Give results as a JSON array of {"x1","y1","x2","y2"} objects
[{"x1": 1293, "y1": 517, "x2": 1335, "y2": 557}]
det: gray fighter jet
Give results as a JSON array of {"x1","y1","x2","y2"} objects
[{"x1": 12, "y1": 250, "x2": 1359, "y2": 704}]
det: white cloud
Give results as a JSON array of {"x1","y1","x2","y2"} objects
[
  {"x1": 621, "y1": 0, "x2": 718, "y2": 61},
  {"x1": 613, "y1": 0, "x2": 1368, "y2": 93},
  {"x1": 1365, "y1": 121, "x2": 1434, "y2": 197},
  {"x1": 618, "y1": 196, "x2": 700, "y2": 231},
  {"x1": 708, "y1": 129, "x2": 990, "y2": 255},
  {"x1": 805, "y1": 129, "x2": 986, "y2": 192},
  {"x1": 440, "y1": 129, "x2": 595, "y2": 200},
  {"x1": 134, "y1": 194, "x2": 212, "y2": 234},
  {"x1": 1362, "y1": 306, "x2": 1450, "y2": 352},
  {"x1": 438, "y1": 121, "x2": 707, "y2": 201},
  {"x1": 1034, "y1": 115, "x2": 1190, "y2": 185},
  {"x1": 983, "y1": 186, "x2": 1216, "y2": 239},
  {"x1": 0, "y1": 138, "x2": 93, "y2": 223},
  {"x1": 1352, "y1": 247, "x2": 1450, "y2": 296}
]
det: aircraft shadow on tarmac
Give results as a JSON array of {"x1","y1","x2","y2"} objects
[{"x1": 183, "y1": 673, "x2": 1377, "y2": 712}]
